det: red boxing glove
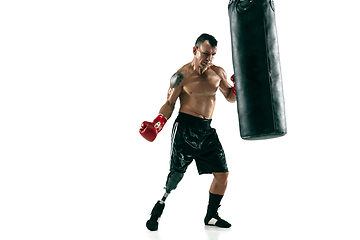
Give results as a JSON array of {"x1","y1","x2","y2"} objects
[
  {"x1": 139, "y1": 114, "x2": 167, "y2": 142},
  {"x1": 230, "y1": 74, "x2": 236, "y2": 96}
]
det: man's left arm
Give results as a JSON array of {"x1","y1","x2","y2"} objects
[{"x1": 216, "y1": 67, "x2": 236, "y2": 103}]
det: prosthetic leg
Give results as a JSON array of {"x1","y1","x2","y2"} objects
[{"x1": 146, "y1": 171, "x2": 184, "y2": 231}]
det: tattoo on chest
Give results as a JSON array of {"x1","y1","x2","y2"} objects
[{"x1": 170, "y1": 71, "x2": 184, "y2": 88}]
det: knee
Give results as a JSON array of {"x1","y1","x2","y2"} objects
[
  {"x1": 213, "y1": 172, "x2": 229, "y2": 184},
  {"x1": 165, "y1": 171, "x2": 184, "y2": 193}
]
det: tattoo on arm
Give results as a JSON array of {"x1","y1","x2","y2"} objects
[{"x1": 170, "y1": 71, "x2": 184, "y2": 88}]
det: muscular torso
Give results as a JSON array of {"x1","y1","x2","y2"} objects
[
  {"x1": 159, "y1": 62, "x2": 233, "y2": 121},
  {"x1": 177, "y1": 63, "x2": 222, "y2": 119}
]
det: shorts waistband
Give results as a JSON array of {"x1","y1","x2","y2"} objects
[{"x1": 175, "y1": 112, "x2": 212, "y2": 130}]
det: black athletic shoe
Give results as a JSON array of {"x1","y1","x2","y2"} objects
[
  {"x1": 204, "y1": 205, "x2": 231, "y2": 228},
  {"x1": 146, "y1": 201, "x2": 165, "y2": 231}
]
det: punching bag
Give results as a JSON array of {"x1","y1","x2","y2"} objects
[{"x1": 229, "y1": 0, "x2": 287, "y2": 140}]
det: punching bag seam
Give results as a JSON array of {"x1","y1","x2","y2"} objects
[{"x1": 263, "y1": 1, "x2": 277, "y2": 132}]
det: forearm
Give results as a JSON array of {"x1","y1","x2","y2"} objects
[
  {"x1": 221, "y1": 87, "x2": 236, "y2": 103},
  {"x1": 159, "y1": 101, "x2": 176, "y2": 120},
  {"x1": 226, "y1": 90, "x2": 236, "y2": 103}
]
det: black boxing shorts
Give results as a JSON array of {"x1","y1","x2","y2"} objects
[{"x1": 169, "y1": 112, "x2": 228, "y2": 175}]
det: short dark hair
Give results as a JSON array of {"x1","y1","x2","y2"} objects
[{"x1": 195, "y1": 33, "x2": 217, "y2": 48}]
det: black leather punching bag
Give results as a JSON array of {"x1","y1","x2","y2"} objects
[{"x1": 229, "y1": 0, "x2": 287, "y2": 140}]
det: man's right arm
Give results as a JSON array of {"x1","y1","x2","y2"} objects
[
  {"x1": 139, "y1": 71, "x2": 183, "y2": 142},
  {"x1": 159, "y1": 71, "x2": 184, "y2": 119}
]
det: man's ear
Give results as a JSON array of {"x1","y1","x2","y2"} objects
[{"x1": 193, "y1": 46, "x2": 197, "y2": 55}]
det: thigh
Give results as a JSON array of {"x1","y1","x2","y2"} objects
[
  {"x1": 194, "y1": 130, "x2": 228, "y2": 174},
  {"x1": 169, "y1": 122, "x2": 194, "y2": 173}
]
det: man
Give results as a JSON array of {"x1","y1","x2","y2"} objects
[{"x1": 139, "y1": 33, "x2": 236, "y2": 231}]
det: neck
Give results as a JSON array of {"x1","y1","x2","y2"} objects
[{"x1": 191, "y1": 59, "x2": 209, "y2": 75}]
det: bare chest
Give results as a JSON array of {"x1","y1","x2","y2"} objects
[{"x1": 182, "y1": 73, "x2": 220, "y2": 97}]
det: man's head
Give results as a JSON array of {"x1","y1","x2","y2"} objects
[
  {"x1": 195, "y1": 33, "x2": 218, "y2": 49},
  {"x1": 193, "y1": 33, "x2": 218, "y2": 69}
]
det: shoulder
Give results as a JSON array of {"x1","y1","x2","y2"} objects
[
  {"x1": 170, "y1": 71, "x2": 184, "y2": 88},
  {"x1": 210, "y1": 65, "x2": 227, "y2": 80},
  {"x1": 170, "y1": 63, "x2": 191, "y2": 88}
]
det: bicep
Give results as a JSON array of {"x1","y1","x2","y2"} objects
[
  {"x1": 219, "y1": 78, "x2": 232, "y2": 91},
  {"x1": 213, "y1": 66, "x2": 230, "y2": 92},
  {"x1": 167, "y1": 86, "x2": 182, "y2": 105},
  {"x1": 218, "y1": 70, "x2": 232, "y2": 97}
]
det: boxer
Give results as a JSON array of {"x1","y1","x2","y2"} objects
[{"x1": 140, "y1": 33, "x2": 236, "y2": 231}]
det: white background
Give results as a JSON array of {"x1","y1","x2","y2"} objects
[{"x1": 1, "y1": 1, "x2": 360, "y2": 240}]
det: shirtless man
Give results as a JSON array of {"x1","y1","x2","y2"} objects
[{"x1": 139, "y1": 34, "x2": 236, "y2": 231}]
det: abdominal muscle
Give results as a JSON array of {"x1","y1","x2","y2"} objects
[{"x1": 179, "y1": 94, "x2": 216, "y2": 119}]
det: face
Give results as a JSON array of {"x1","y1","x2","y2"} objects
[{"x1": 193, "y1": 40, "x2": 217, "y2": 69}]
